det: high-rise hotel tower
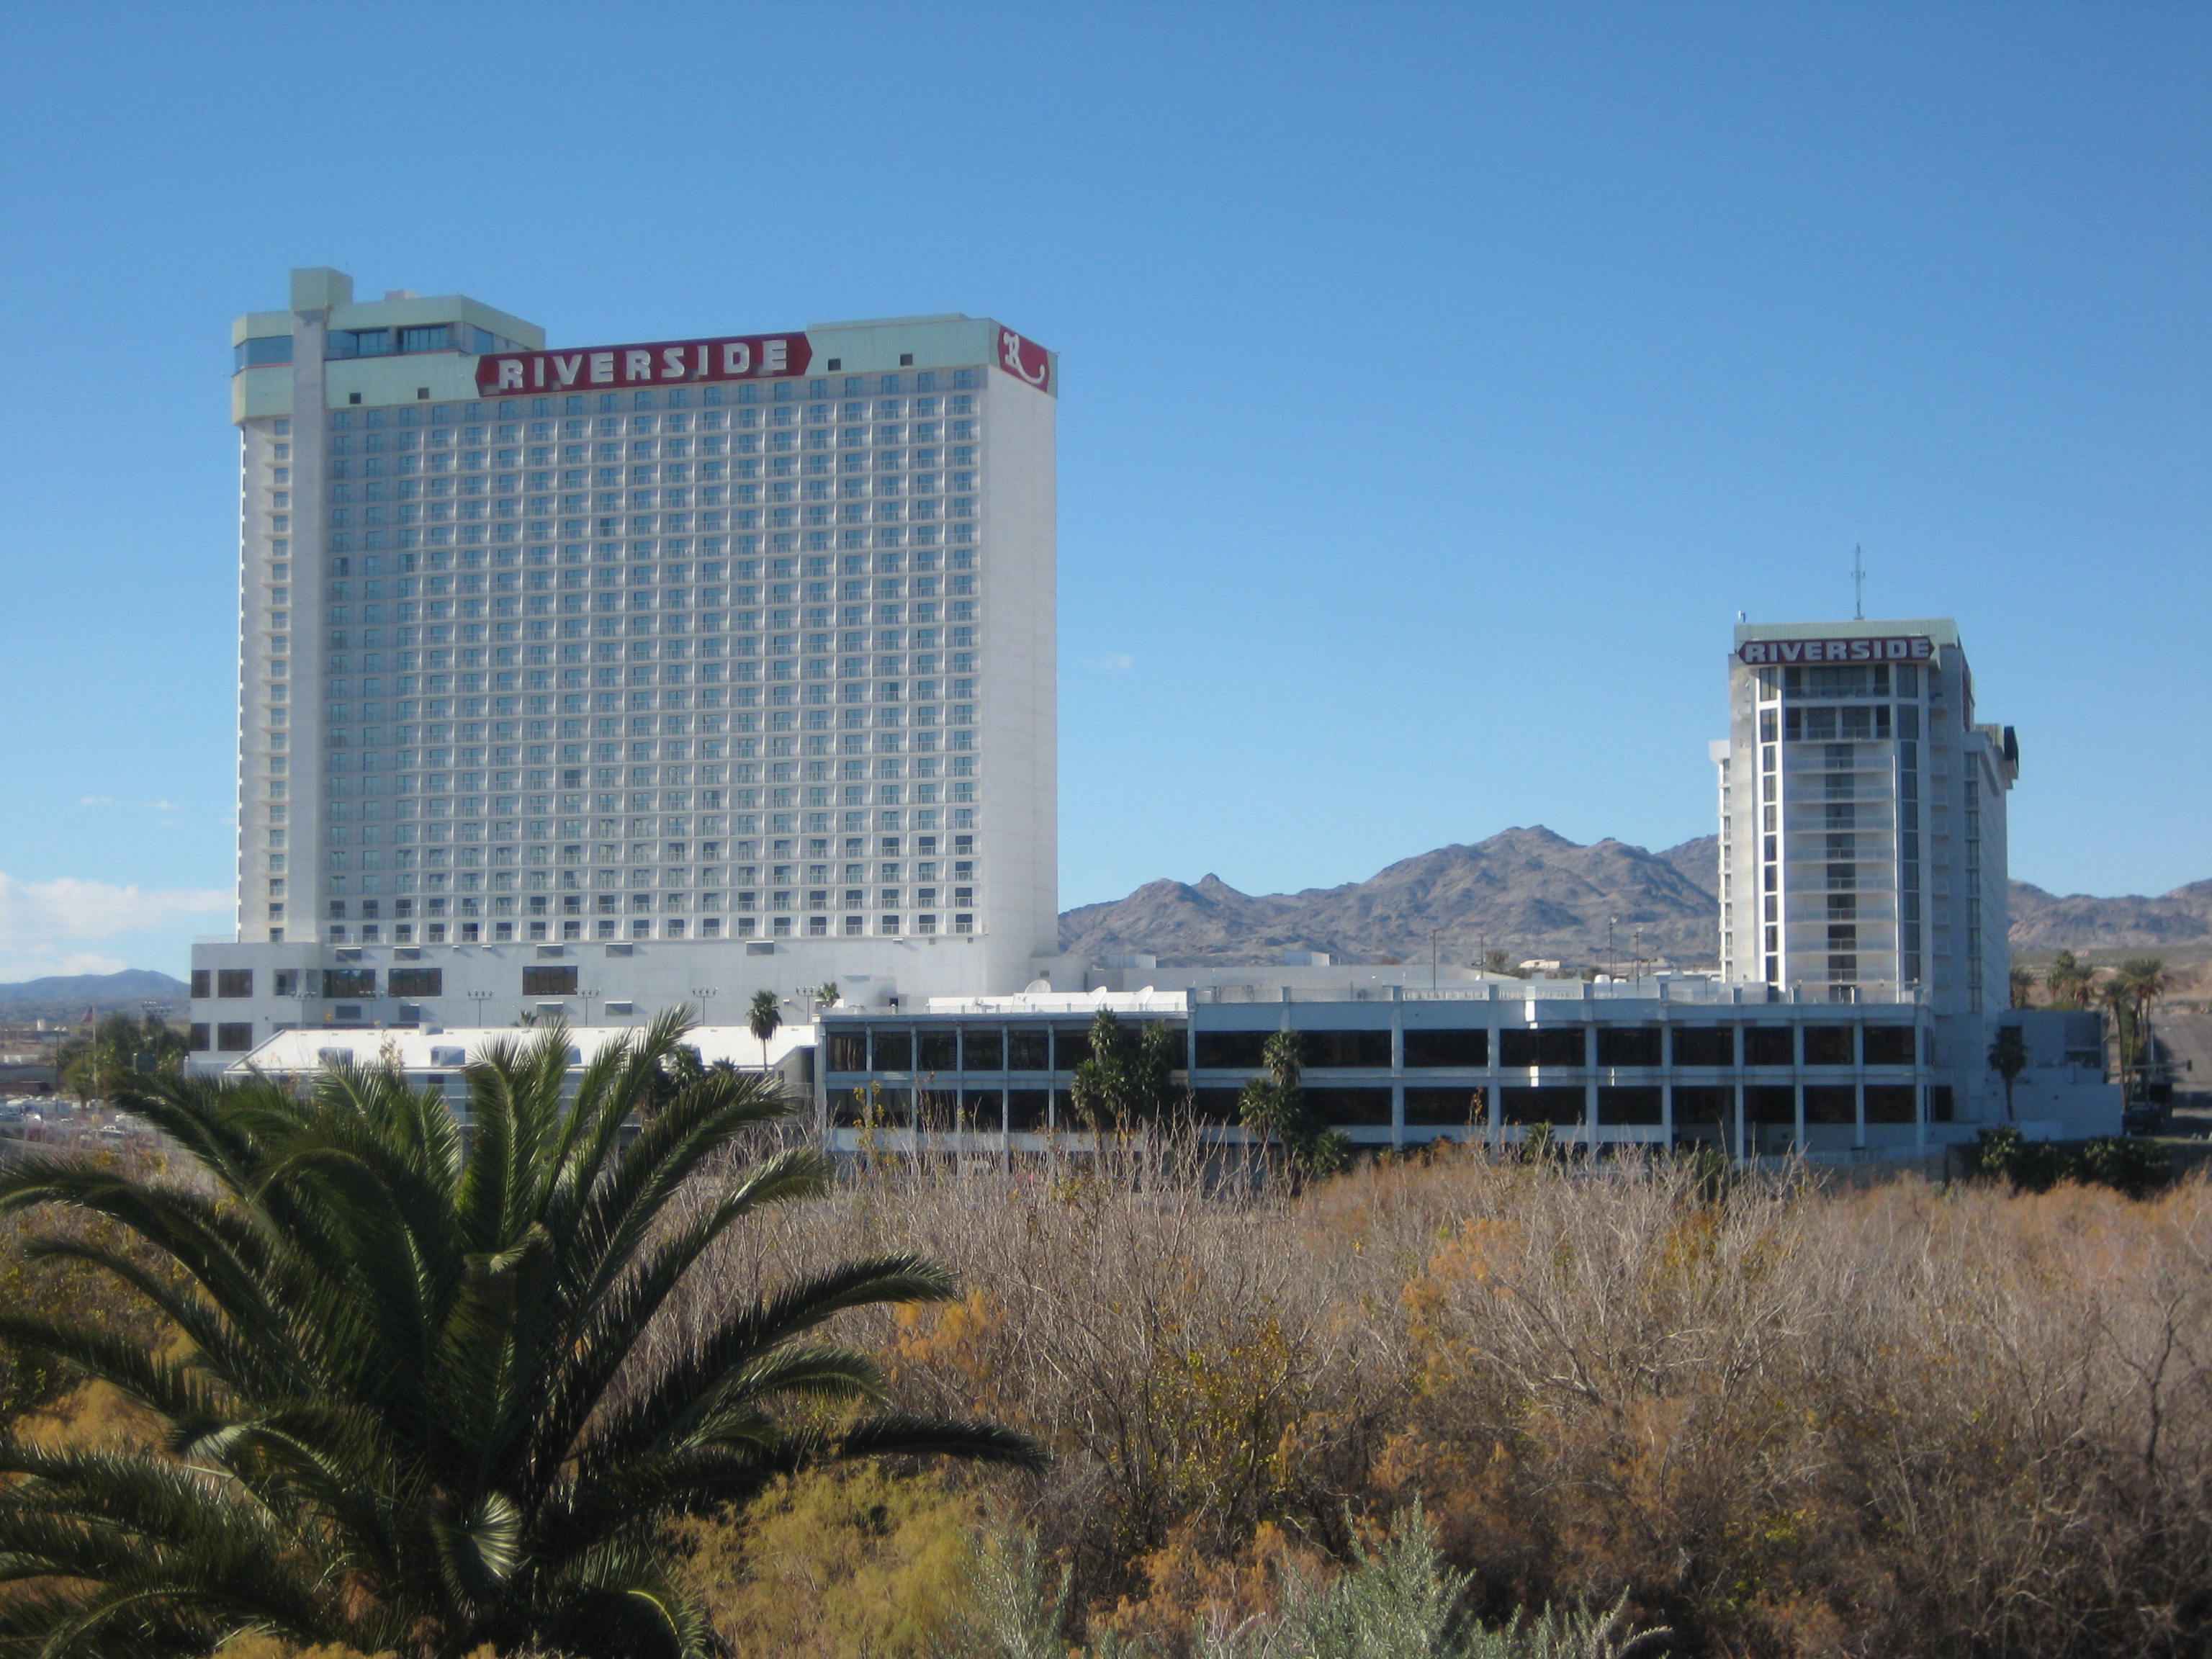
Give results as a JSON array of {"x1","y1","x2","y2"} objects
[
  {"x1": 1713, "y1": 619, "x2": 2018, "y2": 1015},
  {"x1": 192, "y1": 268, "x2": 1060, "y2": 1056}
]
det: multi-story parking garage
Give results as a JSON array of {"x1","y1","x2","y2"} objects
[{"x1": 815, "y1": 982, "x2": 2115, "y2": 1158}]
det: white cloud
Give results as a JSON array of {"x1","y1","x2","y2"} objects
[
  {"x1": 79, "y1": 796, "x2": 186, "y2": 816},
  {"x1": 1097, "y1": 653, "x2": 1135, "y2": 672},
  {"x1": 0, "y1": 873, "x2": 231, "y2": 984}
]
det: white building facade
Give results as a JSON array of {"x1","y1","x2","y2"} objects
[
  {"x1": 192, "y1": 269, "x2": 1061, "y2": 1065},
  {"x1": 1712, "y1": 620, "x2": 2015, "y2": 1016}
]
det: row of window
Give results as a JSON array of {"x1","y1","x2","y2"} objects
[
  {"x1": 319, "y1": 913, "x2": 972, "y2": 944},
  {"x1": 320, "y1": 516, "x2": 980, "y2": 559},
  {"x1": 320, "y1": 732, "x2": 974, "y2": 773},
  {"x1": 325, "y1": 545, "x2": 962, "y2": 586},
  {"x1": 824, "y1": 1022, "x2": 1921, "y2": 1076},
  {"x1": 324, "y1": 598, "x2": 979, "y2": 631},
  {"x1": 829, "y1": 1084, "x2": 1936, "y2": 1133},
  {"x1": 293, "y1": 377, "x2": 986, "y2": 444},
  {"x1": 332, "y1": 467, "x2": 976, "y2": 501},
  {"x1": 325, "y1": 882, "x2": 975, "y2": 914},
  {"x1": 323, "y1": 392, "x2": 978, "y2": 449}
]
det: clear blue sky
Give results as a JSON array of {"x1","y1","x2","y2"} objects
[{"x1": 0, "y1": 2, "x2": 2205, "y2": 981}]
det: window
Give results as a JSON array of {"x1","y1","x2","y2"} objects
[
  {"x1": 1671, "y1": 1026, "x2": 1735, "y2": 1066},
  {"x1": 1303, "y1": 1087, "x2": 1393, "y2": 1126},
  {"x1": 1671, "y1": 1085, "x2": 1732, "y2": 1136},
  {"x1": 1598, "y1": 1086, "x2": 1663, "y2": 1125},
  {"x1": 1052, "y1": 1028, "x2": 1092, "y2": 1070},
  {"x1": 1802, "y1": 1026, "x2": 1855, "y2": 1066},
  {"x1": 388, "y1": 967, "x2": 444, "y2": 999},
  {"x1": 1302, "y1": 1030, "x2": 1393, "y2": 1069},
  {"x1": 1193, "y1": 1030, "x2": 1270, "y2": 1069},
  {"x1": 323, "y1": 968, "x2": 376, "y2": 999},
  {"x1": 1499, "y1": 1028, "x2": 1585, "y2": 1069},
  {"x1": 1595, "y1": 1027, "x2": 1663, "y2": 1067},
  {"x1": 1743, "y1": 1027, "x2": 1795, "y2": 1066},
  {"x1": 190, "y1": 969, "x2": 212, "y2": 999},
  {"x1": 188, "y1": 1023, "x2": 211, "y2": 1051},
  {"x1": 1863, "y1": 1025, "x2": 1917, "y2": 1066},
  {"x1": 216, "y1": 1022, "x2": 254, "y2": 1053},
  {"x1": 871, "y1": 1030, "x2": 912, "y2": 1070},
  {"x1": 962, "y1": 1029, "x2": 1004, "y2": 1070},
  {"x1": 1403, "y1": 1028, "x2": 1488, "y2": 1067},
  {"x1": 917, "y1": 1030, "x2": 957, "y2": 1073},
  {"x1": 521, "y1": 965, "x2": 577, "y2": 995},
  {"x1": 235, "y1": 336, "x2": 292, "y2": 371},
  {"x1": 1500, "y1": 1086, "x2": 1585, "y2": 1125},
  {"x1": 1007, "y1": 1030, "x2": 1049, "y2": 1071},
  {"x1": 1745, "y1": 1085, "x2": 1797, "y2": 1123},
  {"x1": 216, "y1": 968, "x2": 253, "y2": 998},
  {"x1": 400, "y1": 325, "x2": 454, "y2": 354},
  {"x1": 1865, "y1": 1084, "x2": 1917, "y2": 1123},
  {"x1": 1804, "y1": 1085, "x2": 1856, "y2": 1125},
  {"x1": 1405, "y1": 1087, "x2": 1487, "y2": 1125}
]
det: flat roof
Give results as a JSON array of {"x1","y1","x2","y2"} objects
[{"x1": 1734, "y1": 617, "x2": 1961, "y2": 648}]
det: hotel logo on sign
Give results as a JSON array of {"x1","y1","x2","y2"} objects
[
  {"x1": 476, "y1": 333, "x2": 812, "y2": 396},
  {"x1": 1736, "y1": 636, "x2": 1935, "y2": 666}
]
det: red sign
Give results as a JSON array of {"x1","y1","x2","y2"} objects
[
  {"x1": 996, "y1": 326, "x2": 1053, "y2": 392},
  {"x1": 1736, "y1": 636, "x2": 1934, "y2": 666},
  {"x1": 476, "y1": 333, "x2": 812, "y2": 397}
]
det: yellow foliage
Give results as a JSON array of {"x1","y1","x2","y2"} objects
[
  {"x1": 1097, "y1": 1518, "x2": 1328, "y2": 1651},
  {"x1": 674, "y1": 1464, "x2": 981, "y2": 1659},
  {"x1": 16, "y1": 1382, "x2": 165, "y2": 1454}
]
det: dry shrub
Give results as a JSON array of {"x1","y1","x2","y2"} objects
[
  {"x1": 0, "y1": 1146, "x2": 181, "y2": 1421},
  {"x1": 672, "y1": 1464, "x2": 981, "y2": 1658},
  {"x1": 630, "y1": 1138, "x2": 2212, "y2": 1656},
  {"x1": 1097, "y1": 1517, "x2": 1330, "y2": 1651}
]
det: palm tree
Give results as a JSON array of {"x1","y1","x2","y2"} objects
[
  {"x1": 1240, "y1": 1030, "x2": 1331, "y2": 1175},
  {"x1": 747, "y1": 988, "x2": 783, "y2": 1074},
  {"x1": 1987, "y1": 1023, "x2": 2029, "y2": 1123},
  {"x1": 2117, "y1": 958, "x2": 2171, "y2": 1100},
  {"x1": 2008, "y1": 963, "x2": 2037, "y2": 1010},
  {"x1": 2044, "y1": 950, "x2": 2092, "y2": 1010},
  {"x1": 0, "y1": 1013, "x2": 1038, "y2": 1659},
  {"x1": 2098, "y1": 975, "x2": 2135, "y2": 1105}
]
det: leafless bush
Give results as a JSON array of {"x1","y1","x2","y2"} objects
[{"x1": 652, "y1": 1136, "x2": 2212, "y2": 1658}]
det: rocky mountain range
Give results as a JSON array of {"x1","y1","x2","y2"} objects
[
  {"x1": 1059, "y1": 827, "x2": 1725, "y2": 968},
  {"x1": 2008, "y1": 879, "x2": 2212, "y2": 952},
  {"x1": 0, "y1": 969, "x2": 190, "y2": 1022},
  {"x1": 1059, "y1": 827, "x2": 2212, "y2": 968}
]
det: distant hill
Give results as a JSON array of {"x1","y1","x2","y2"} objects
[
  {"x1": 2008, "y1": 878, "x2": 2212, "y2": 951},
  {"x1": 0, "y1": 970, "x2": 191, "y2": 1022},
  {"x1": 1059, "y1": 827, "x2": 2210, "y2": 970},
  {"x1": 1059, "y1": 827, "x2": 1724, "y2": 968}
]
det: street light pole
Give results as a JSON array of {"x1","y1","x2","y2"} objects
[{"x1": 467, "y1": 989, "x2": 495, "y2": 1028}]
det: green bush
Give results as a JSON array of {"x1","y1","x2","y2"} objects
[
  {"x1": 1962, "y1": 1126, "x2": 2175, "y2": 1198},
  {"x1": 938, "y1": 1506, "x2": 1668, "y2": 1658}
]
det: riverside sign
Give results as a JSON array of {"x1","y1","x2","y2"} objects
[
  {"x1": 477, "y1": 334, "x2": 812, "y2": 395},
  {"x1": 1736, "y1": 636, "x2": 1935, "y2": 666}
]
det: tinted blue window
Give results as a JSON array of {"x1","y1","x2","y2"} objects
[
  {"x1": 326, "y1": 330, "x2": 391, "y2": 359},
  {"x1": 234, "y1": 336, "x2": 292, "y2": 372},
  {"x1": 400, "y1": 325, "x2": 452, "y2": 353}
]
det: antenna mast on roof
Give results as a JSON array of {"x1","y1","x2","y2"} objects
[{"x1": 1851, "y1": 544, "x2": 1866, "y2": 621}]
